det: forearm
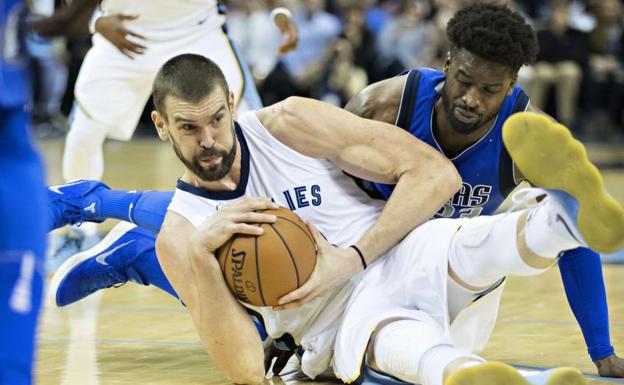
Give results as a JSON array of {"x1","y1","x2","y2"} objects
[
  {"x1": 355, "y1": 164, "x2": 460, "y2": 263},
  {"x1": 190, "y1": 251, "x2": 265, "y2": 384},
  {"x1": 156, "y1": 214, "x2": 265, "y2": 384},
  {"x1": 558, "y1": 247, "x2": 613, "y2": 361}
]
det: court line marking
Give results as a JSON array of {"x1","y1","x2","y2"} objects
[
  {"x1": 513, "y1": 364, "x2": 624, "y2": 384},
  {"x1": 40, "y1": 337, "x2": 624, "y2": 383},
  {"x1": 498, "y1": 317, "x2": 624, "y2": 328},
  {"x1": 48, "y1": 305, "x2": 624, "y2": 329},
  {"x1": 40, "y1": 337, "x2": 203, "y2": 347}
]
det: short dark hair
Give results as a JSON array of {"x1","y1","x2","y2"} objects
[
  {"x1": 446, "y1": 3, "x2": 537, "y2": 71},
  {"x1": 152, "y1": 54, "x2": 230, "y2": 115}
]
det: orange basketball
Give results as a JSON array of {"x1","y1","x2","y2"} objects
[{"x1": 217, "y1": 206, "x2": 317, "y2": 306}]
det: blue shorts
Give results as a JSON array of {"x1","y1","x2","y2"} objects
[{"x1": 0, "y1": 107, "x2": 47, "y2": 385}]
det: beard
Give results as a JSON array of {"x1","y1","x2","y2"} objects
[
  {"x1": 440, "y1": 84, "x2": 497, "y2": 135},
  {"x1": 172, "y1": 125, "x2": 238, "y2": 182}
]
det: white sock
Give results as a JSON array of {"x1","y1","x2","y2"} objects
[
  {"x1": 372, "y1": 319, "x2": 450, "y2": 384},
  {"x1": 63, "y1": 110, "x2": 107, "y2": 181},
  {"x1": 420, "y1": 345, "x2": 485, "y2": 385},
  {"x1": 524, "y1": 202, "x2": 581, "y2": 258}
]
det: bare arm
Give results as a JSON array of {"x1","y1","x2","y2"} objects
[
  {"x1": 155, "y1": 199, "x2": 278, "y2": 384},
  {"x1": 344, "y1": 75, "x2": 407, "y2": 124},
  {"x1": 257, "y1": 96, "x2": 461, "y2": 275}
]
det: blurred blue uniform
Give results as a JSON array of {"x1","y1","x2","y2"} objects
[{"x1": 1, "y1": 1, "x2": 47, "y2": 384}]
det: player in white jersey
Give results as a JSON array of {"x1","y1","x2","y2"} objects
[
  {"x1": 54, "y1": 0, "x2": 298, "y2": 257},
  {"x1": 152, "y1": 54, "x2": 624, "y2": 385}
]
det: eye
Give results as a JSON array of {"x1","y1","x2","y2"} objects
[
  {"x1": 456, "y1": 77, "x2": 471, "y2": 87},
  {"x1": 483, "y1": 87, "x2": 500, "y2": 94},
  {"x1": 181, "y1": 123, "x2": 196, "y2": 131},
  {"x1": 214, "y1": 114, "x2": 224, "y2": 124}
]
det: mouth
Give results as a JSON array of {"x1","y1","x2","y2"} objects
[
  {"x1": 199, "y1": 155, "x2": 222, "y2": 166},
  {"x1": 453, "y1": 107, "x2": 479, "y2": 124}
]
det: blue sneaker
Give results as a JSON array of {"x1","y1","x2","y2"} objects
[
  {"x1": 48, "y1": 179, "x2": 110, "y2": 230},
  {"x1": 48, "y1": 222, "x2": 152, "y2": 307},
  {"x1": 445, "y1": 361, "x2": 585, "y2": 385},
  {"x1": 503, "y1": 112, "x2": 624, "y2": 253}
]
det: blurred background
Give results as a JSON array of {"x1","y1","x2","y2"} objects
[{"x1": 27, "y1": 0, "x2": 624, "y2": 142}]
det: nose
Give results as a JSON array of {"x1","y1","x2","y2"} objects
[
  {"x1": 198, "y1": 126, "x2": 215, "y2": 149},
  {"x1": 461, "y1": 87, "x2": 480, "y2": 110}
]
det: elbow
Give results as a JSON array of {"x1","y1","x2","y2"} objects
[{"x1": 438, "y1": 159, "x2": 462, "y2": 197}]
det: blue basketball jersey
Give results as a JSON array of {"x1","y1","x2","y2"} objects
[
  {"x1": 1, "y1": 0, "x2": 29, "y2": 109},
  {"x1": 370, "y1": 68, "x2": 529, "y2": 218}
]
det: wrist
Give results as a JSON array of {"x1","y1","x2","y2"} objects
[
  {"x1": 349, "y1": 245, "x2": 367, "y2": 271},
  {"x1": 189, "y1": 232, "x2": 216, "y2": 260}
]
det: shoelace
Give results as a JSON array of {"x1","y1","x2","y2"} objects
[
  {"x1": 58, "y1": 198, "x2": 86, "y2": 227},
  {"x1": 84, "y1": 266, "x2": 127, "y2": 293}
]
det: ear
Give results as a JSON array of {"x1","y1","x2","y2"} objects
[
  {"x1": 151, "y1": 111, "x2": 169, "y2": 141},
  {"x1": 228, "y1": 90, "x2": 236, "y2": 117},
  {"x1": 507, "y1": 74, "x2": 518, "y2": 96},
  {"x1": 443, "y1": 52, "x2": 451, "y2": 73}
]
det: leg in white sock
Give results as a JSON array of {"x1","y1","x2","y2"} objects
[
  {"x1": 369, "y1": 319, "x2": 484, "y2": 385},
  {"x1": 63, "y1": 108, "x2": 108, "y2": 182}
]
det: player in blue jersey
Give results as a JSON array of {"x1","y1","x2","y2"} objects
[
  {"x1": 344, "y1": 3, "x2": 623, "y2": 377},
  {"x1": 1, "y1": 3, "x2": 47, "y2": 384},
  {"x1": 1, "y1": 1, "x2": 101, "y2": 383},
  {"x1": 45, "y1": 3, "x2": 623, "y2": 378}
]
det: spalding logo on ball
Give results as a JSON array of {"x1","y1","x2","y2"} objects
[{"x1": 217, "y1": 206, "x2": 317, "y2": 306}]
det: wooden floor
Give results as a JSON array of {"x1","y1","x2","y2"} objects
[{"x1": 35, "y1": 138, "x2": 624, "y2": 385}]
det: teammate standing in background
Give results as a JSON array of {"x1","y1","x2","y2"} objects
[{"x1": 53, "y1": 0, "x2": 298, "y2": 259}]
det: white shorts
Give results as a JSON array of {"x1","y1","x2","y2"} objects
[
  {"x1": 333, "y1": 218, "x2": 504, "y2": 382},
  {"x1": 73, "y1": 23, "x2": 257, "y2": 140}
]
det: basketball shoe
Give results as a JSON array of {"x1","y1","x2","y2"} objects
[
  {"x1": 445, "y1": 362, "x2": 585, "y2": 385},
  {"x1": 503, "y1": 112, "x2": 624, "y2": 253},
  {"x1": 48, "y1": 222, "x2": 154, "y2": 307},
  {"x1": 47, "y1": 179, "x2": 112, "y2": 272},
  {"x1": 48, "y1": 179, "x2": 110, "y2": 230}
]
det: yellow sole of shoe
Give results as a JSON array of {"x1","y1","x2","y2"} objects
[
  {"x1": 503, "y1": 112, "x2": 624, "y2": 253},
  {"x1": 444, "y1": 361, "x2": 586, "y2": 385}
]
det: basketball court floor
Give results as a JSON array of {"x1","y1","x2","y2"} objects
[{"x1": 35, "y1": 138, "x2": 624, "y2": 385}]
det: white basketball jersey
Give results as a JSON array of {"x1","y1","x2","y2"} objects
[
  {"x1": 168, "y1": 111, "x2": 386, "y2": 377},
  {"x1": 99, "y1": 0, "x2": 222, "y2": 32}
]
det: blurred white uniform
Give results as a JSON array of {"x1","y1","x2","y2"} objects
[
  {"x1": 168, "y1": 111, "x2": 522, "y2": 382},
  {"x1": 65, "y1": 0, "x2": 261, "y2": 181}
]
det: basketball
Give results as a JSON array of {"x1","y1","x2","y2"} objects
[{"x1": 217, "y1": 206, "x2": 317, "y2": 306}]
